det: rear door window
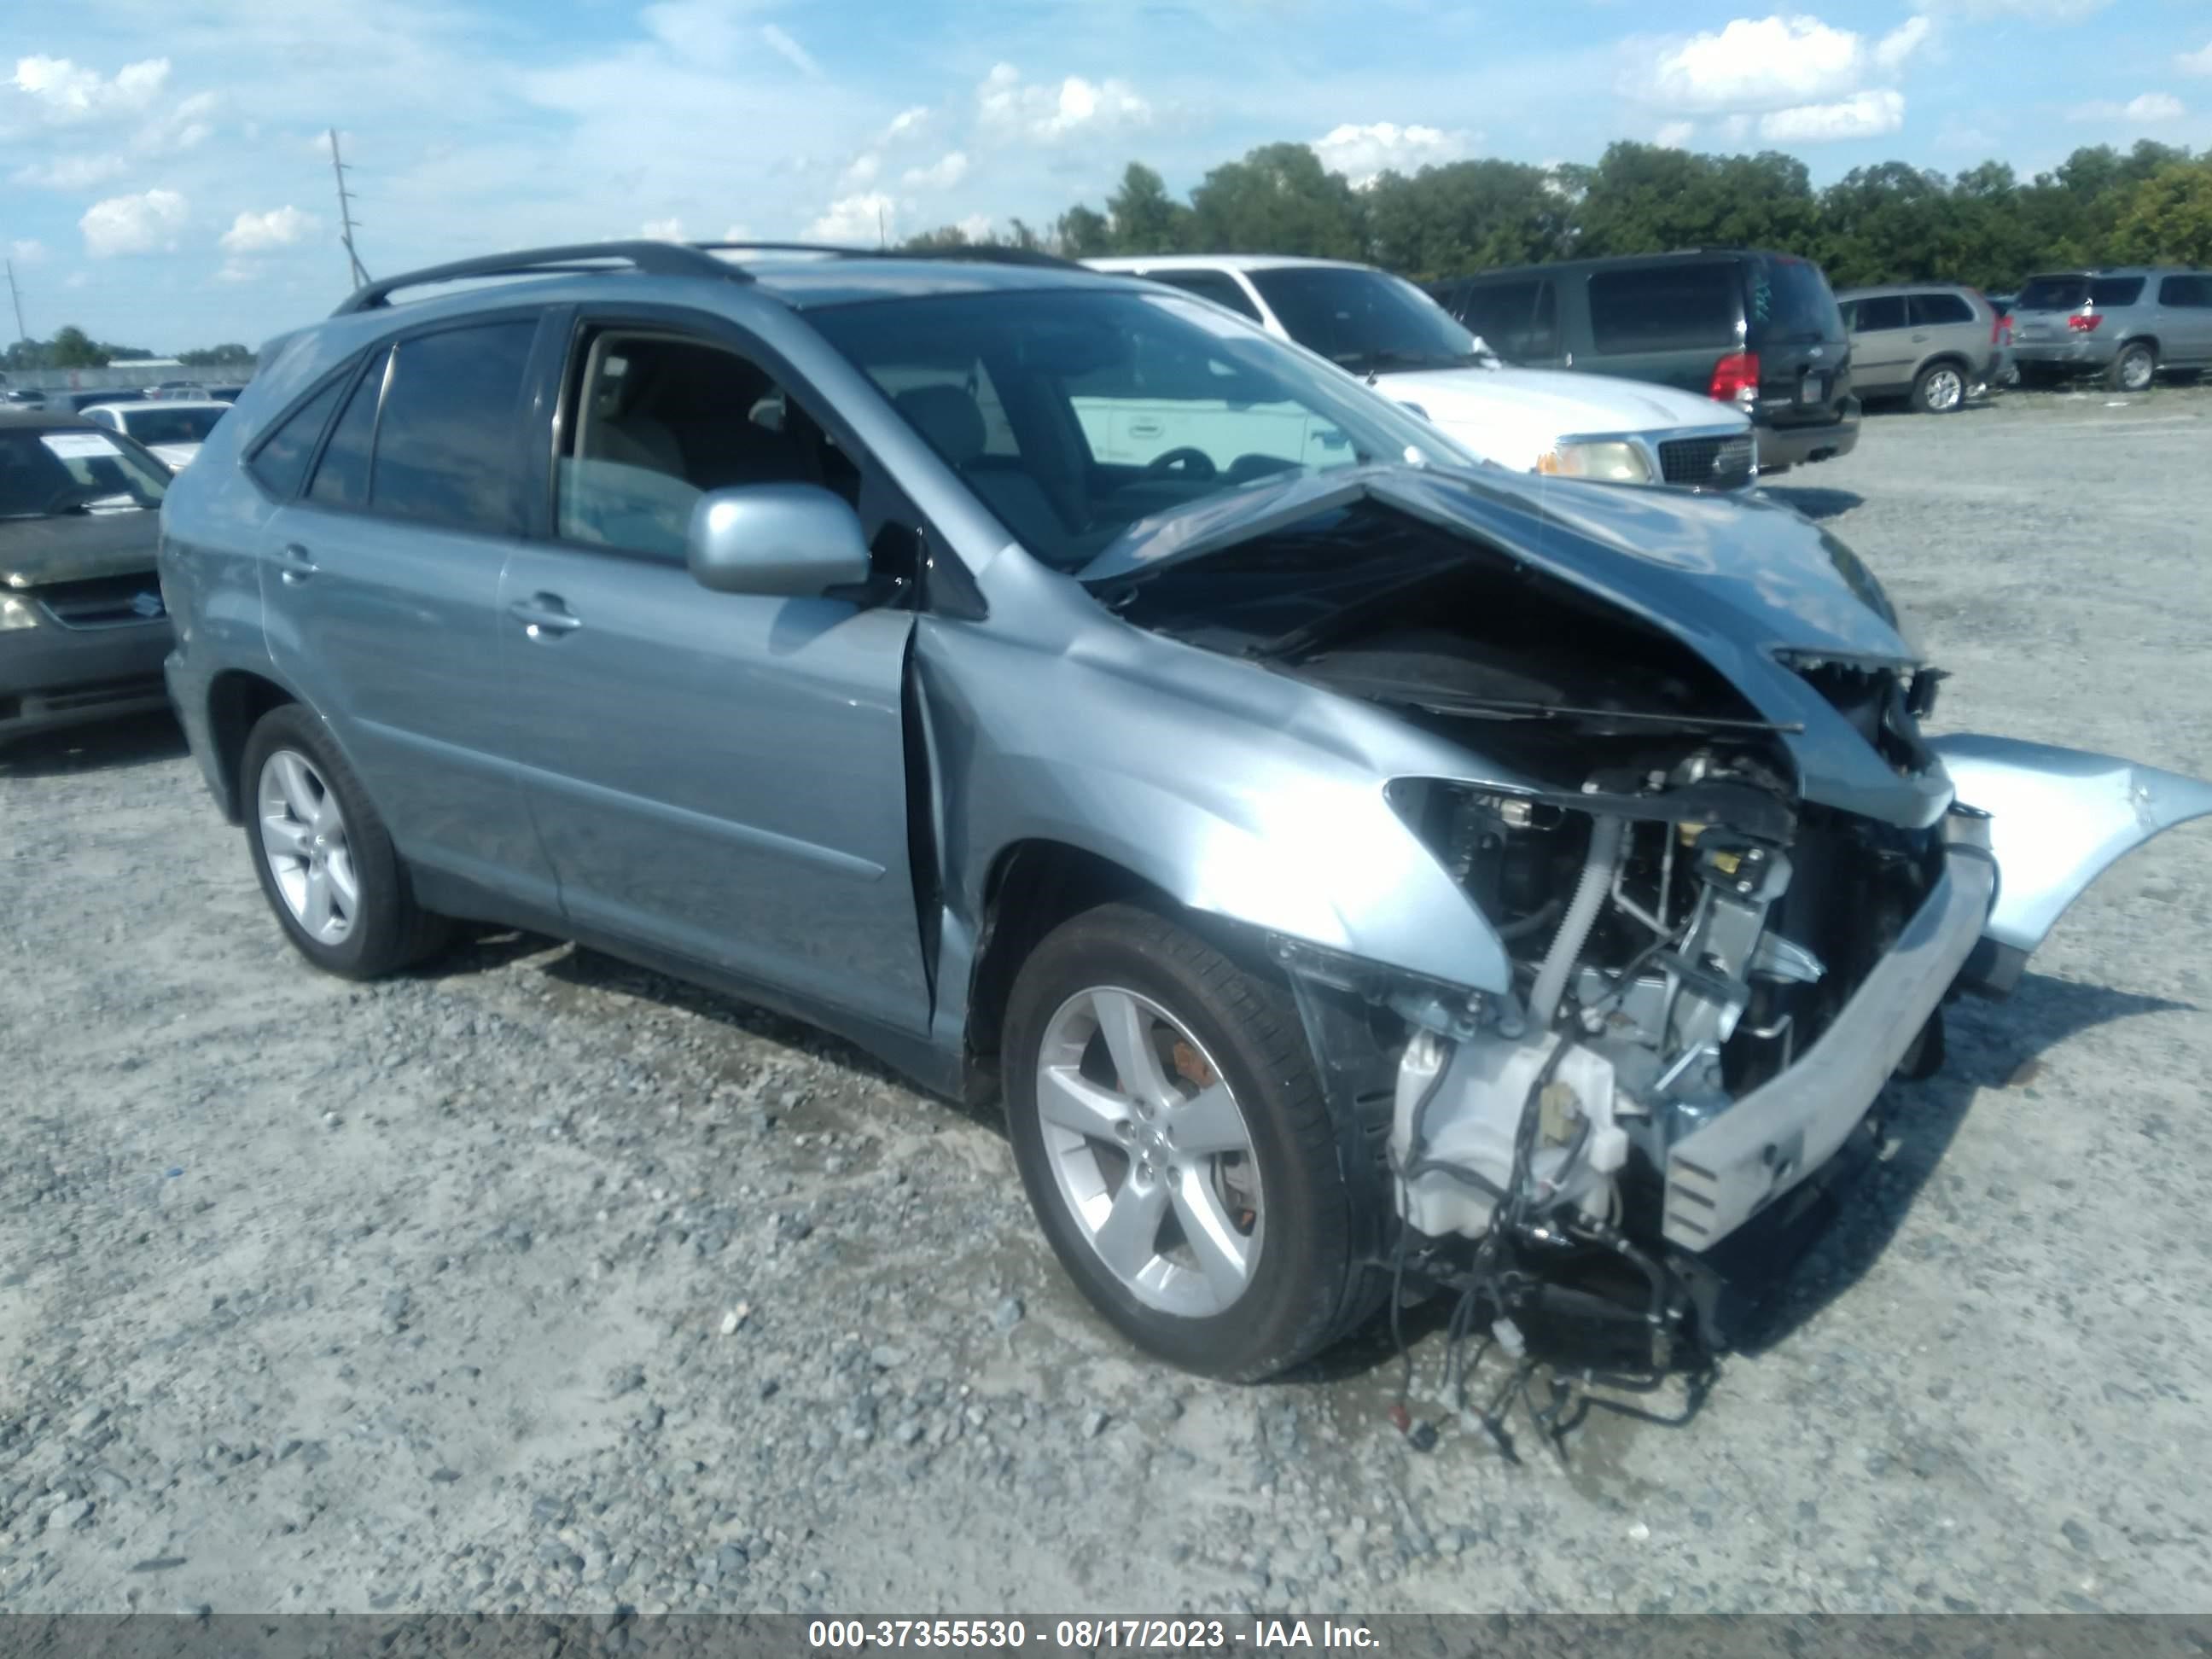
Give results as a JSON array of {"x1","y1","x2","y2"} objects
[
  {"x1": 2089, "y1": 276, "x2": 2145, "y2": 308},
  {"x1": 370, "y1": 320, "x2": 538, "y2": 535},
  {"x1": 1587, "y1": 262, "x2": 1739, "y2": 354},
  {"x1": 306, "y1": 350, "x2": 387, "y2": 509},
  {"x1": 1853, "y1": 295, "x2": 1909, "y2": 332},
  {"x1": 1909, "y1": 292, "x2": 1975, "y2": 327},
  {"x1": 1144, "y1": 271, "x2": 1262, "y2": 322}
]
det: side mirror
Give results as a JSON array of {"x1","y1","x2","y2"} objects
[{"x1": 686, "y1": 484, "x2": 870, "y2": 597}]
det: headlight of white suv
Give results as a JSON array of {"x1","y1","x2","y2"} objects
[
  {"x1": 0, "y1": 594, "x2": 40, "y2": 631},
  {"x1": 1536, "y1": 439, "x2": 1653, "y2": 484}
]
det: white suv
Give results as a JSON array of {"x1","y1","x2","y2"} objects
[{"x1": 1086, "y1": 255, "x2": 1756, "y2": 491}]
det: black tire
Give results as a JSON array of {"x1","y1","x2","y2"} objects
[
  {"x1": 1910, "y1": 359, "x2": 1967, "y2": 414},
  {"x1": 1001, "y1": 903, "x2": 1371, "y2": 1381},
  {"x1": 2108, "y1": 341, "x2": 2157, "y2": 393},
  {"x1": 239, "y1": 702, "x2": 450, "y2": 979}
]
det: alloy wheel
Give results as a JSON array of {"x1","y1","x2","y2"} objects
[
  {"x1": 2120, "y1": 349, "x2": 2155, "y2": 393},
  {"x1": 257, "y1": 748, "x2": 358, "y2": 946},
  {"x1": 1924, "y1": 366, "x2": 1964, "y2": 411},
  {"x1": 1033, "y1": 986, "x2": 1264, "y2": 1318}
]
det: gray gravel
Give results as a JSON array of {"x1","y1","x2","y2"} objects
[{"x1": 4, "y1": 384, "x2": 2210, "y2": 1615}]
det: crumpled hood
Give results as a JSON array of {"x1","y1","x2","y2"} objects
[
  {"x1": 1373, "y1": 365, "x2": 1747, "y2": 462},
  {"x1": 1080, "y1": 464, "x2": 1945, "y2": 825},
  {"x1": 0, "y1": 506, "x2": 161, "y2": 587}
]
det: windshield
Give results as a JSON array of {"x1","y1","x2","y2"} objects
[
  {"x1": 122, "y1": 406, "x2": 225, "y2": 447},
  {"x1": 812, "y1": 287, "x2": 1456, "y2": 572},
  {"x1": 0, "y1": 427, "x2": 171, "y2": 520},
  {"x1": 1747, "y1": 255, "x2": 1842, "y2": 344},
  {"x1": 1243, "y1": 267, "x2": 1486, "y2": 374}
]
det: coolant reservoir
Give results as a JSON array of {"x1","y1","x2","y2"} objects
[{"x1": 1392, "y1": 1030, "x2": 1621, "y2": 1239}]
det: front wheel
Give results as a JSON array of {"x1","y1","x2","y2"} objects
[
  {"x1": 1911, "y1": 361, "x2": 1966, "y2": 414},
  {"x1": 1001, "y1": 904, "x2": 1372, "y2": 1380},
  {"x1": 240, "y1": 703, "x2": 450, "y2": 979}
]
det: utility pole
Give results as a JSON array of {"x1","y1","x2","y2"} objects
[
  {"x1": 328, "y1": 128, "x2": 370, "y2": 289},
  {"x1": 4, "y1": 258, "x2": 26, "y2": 345}
]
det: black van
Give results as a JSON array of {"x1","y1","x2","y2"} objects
[{"x1": 1429, "y1": 250, "x2": 1860, "y2": 473}]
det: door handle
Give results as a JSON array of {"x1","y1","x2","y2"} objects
[
  {"x1": 275, "y1": 544, "x2": 318, "y2": 585},
  {"x1": 507, "y1": 592, "x2": 581, "y2": 639}
]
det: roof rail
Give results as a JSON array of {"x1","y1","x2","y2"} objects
[
  {"x1": 696, "y1": 239, "x2": 1084, "y2": 271},
  {"x1": 331, "y1": 240, "x2": 754, "y2": 316}
]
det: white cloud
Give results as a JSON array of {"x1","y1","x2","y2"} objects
[
  {"x1": 1644, "y1": 17, "x2": 1866, "y2": 114},
  {"x1": 956, "y1": 212, "x2": 996, "y2": 242},
  {"x1": 1655, "y1": 120, "x2": 1697, "y2": 148},
  {"x1": 10, "y1": 152, "x2": 127, "y2": 189},
  {"x1": 80, "y1": 187, "x2": 189, "y2": 257},
  {"x1": 640, "y1": 217, "x2": 687, "y2": 241},
  {"x1": 2068, "y1": 91, "x2": 2186, "y2": 124},
  {"x1": 1874, "y1": 16, "x2": 1931, "y2": 74},
  {"x1": 885, "y1": 106, "x2": 930, "y2": 142},
  {"x1": 9, "y1": 239, "x2": 49, "y2": 265},
  {"x1": 759, "y1": 24, "x2": 818, "y2": 78},
  {"x1": 1760, "y1": 88, "x2": 1906, "y2": 142},
  {"x1": 218, "y1": 204, "x2": 317, "y2": 253},
  {"x1": 808, "y1": 192, "x2": 896, "y2": 244},
  {"x1": 2178, "y1": 39, "x2": 2212, "y2": 77},
  {"x1": 902, "y1": 151, "x2": 969, "y2": 190},
  {"x1": 976, "y1": 63, "x2": 1150, "y2": 143},
  {"x1": 9, "y1": 55, "x2": 170, "y2": 121},
  {"x1": 1312, "y1": 122, "x2": 1472, "y2": 185},
  {"x1": 842, "y1": 153, "x2": 882, "y2": 187}
]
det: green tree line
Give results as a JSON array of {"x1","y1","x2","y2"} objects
[
  {"x1": 3, "y1": 331, "x2": 253, "y2": 371},
  {"x1": 910, "y1": 138, "x2": 2212, "y2": 291}
]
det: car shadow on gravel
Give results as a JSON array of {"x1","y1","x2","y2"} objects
[
  {"x1": 1724, "y1": 969, "x2": 2195, "y2": 1355},
  {"x1": 1761, "y1": 485, "x2": 1865, "y2": 521},
  {"x1": 0, "y1": 710, "x2": 185, "y2": 777}
]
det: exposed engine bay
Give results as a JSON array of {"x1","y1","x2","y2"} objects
[{"x1": 1101, "y1": 496, "x2": 1970, "y2": 1405}]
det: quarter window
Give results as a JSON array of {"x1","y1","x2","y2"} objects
[
  {"x1": 2160, "y1": 275, "x2": 2209, "y2": 308},
  {"x1": 2089, "y1": 276, "x2": 2145, "y2": 308},
  {"x1": 1453, "y1": 279, "x2": 1559, "y2": 363},
  {"x1": 1588, "y1": 263, "x2": 1739, "y2": 353},
  {"x1": 1909, "y1": 292, "x2": 1974, "y2": 327},
  {"x1": 370, "y1": 321, "x2": 537, "y2": 535},
  {"x1": 249, "y1": 376, "x2": 346, "y2": 500},
  {"x1": 306, "y1": 349, "x2": 386, "y2": 509}
]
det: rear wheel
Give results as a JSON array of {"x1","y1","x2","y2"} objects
[
  {"x1": 1001, "y1": 904, "x2": 1371, "y2": 1380},
  {"x1": 2110, "y1": 341, "x2": 2157, "y2": 393},
  {"x1": 1911, "y1": 361, "x2": 1966, "y2": 414},
  {"x1": 241, "y1": 703, "x2": 450, "y2": 978}
]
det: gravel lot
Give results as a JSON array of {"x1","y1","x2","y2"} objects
[{"x1": 5, "y1": 384, "x2": 2211, "y2": 1617}]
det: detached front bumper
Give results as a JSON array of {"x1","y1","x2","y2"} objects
[{"x1": 1662, "y1": 824, "x2": 1995, "y2": 1251}]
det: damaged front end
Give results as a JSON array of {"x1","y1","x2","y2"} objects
[{"x1": 1087, "y1": 469, "x2": 2210, "y2": 1377}]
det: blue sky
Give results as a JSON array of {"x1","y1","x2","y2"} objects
[{"x1": 4, "y1": 0, "x2": 2209, "y2": 350}]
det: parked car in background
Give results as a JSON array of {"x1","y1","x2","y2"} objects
[
  {"x1": 1087, "y1": 255, "x2": 1757, "y2": 491},
  {"x1": 146, "y1": 380, "x2": 208, "y2": 400},
  {"x1": 1429, "y1": 249, "x2": 1860, "y2": 474},
  {"x1": 2007, "y1": 268, "x2": 2212, "y2": 391},
  {"x1": 204, "y1": 385, "x2": 247, "y2": 405},
  {"x1": 0, "y1": 409, "x2": 175, "y2": 744},
  {"x1": 1987, "y1": 293, "x2": 2017, "y2": 317},
  {"x1": 61, "y1": 389, "x2": 148, "y2": 414},
  {"x1": 2, "y1": 387, "x2": 49, "y2": 408},
  {"x1": 1834, "y1": 282, "x2": 2011, "y2": 413},
  {"x1": 82, "y1": 399, "x2": 230, "y2": 469},
  {"x1": 159, "y1": 238, "x2": 2212, "y2": 1382}
]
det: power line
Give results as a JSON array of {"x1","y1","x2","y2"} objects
[
  {"x1": 328, "y1": 128, "x2": 370, "y2": 290},
  {"x1": 4, "y1": 259, "x2": 26, "y2": 344}
]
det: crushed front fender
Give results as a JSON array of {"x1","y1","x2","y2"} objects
[{"x1": 1934, "y1": 733, "x2": 2212, "y2": 992}]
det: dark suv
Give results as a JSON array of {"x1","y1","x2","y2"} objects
[{"x1": 1429, "y1": 250, "x2": 1860, "y2": 473}]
